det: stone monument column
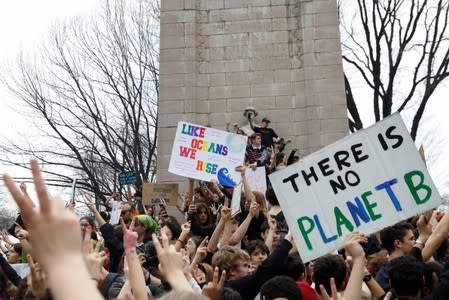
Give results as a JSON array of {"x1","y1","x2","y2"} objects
[{"x1": 158, "y1": 0, "x2": 348, "y2": 185}]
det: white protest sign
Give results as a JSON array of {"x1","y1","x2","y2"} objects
[
  {"x1": 169, "y1": 122, "x2": 247, "y2": 187},
  {"x1": 11, "y1": 263, "x2": 30, "y2": 279},
  {"x1": 109, "y1": 200, "x2": 122, "y2": 225},
  {"x1": 246, "y1": 167, "x2": 267, "y2": 194},
  {"x1": 231, "y1": 182, "x2": 242, "y2": 217},
  {"x1": 269, "y1": 114, "x2": 440, "y2": 262}
]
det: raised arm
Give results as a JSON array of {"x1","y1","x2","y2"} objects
[
  {"x1": 264, "y1": 217, "x2": 277, "y2": 253},
  {"x1": 422, "y1": 211, "x2": 449, "y2": 261},
  {"x1": 85, "y1": 195, "x2": 107, "y2": 227},
  {"x1": 235, "y1": 165, "x2": 255, "y2": 203},
  {"x1": 122, "y1": 217, "x2": 147, "y2": 300},
  {"x1": 153, "y1": 231, "x2": 193, "y2": 292},
  {"x1": 175, "y1": 221, "x2": 192, "y2": 252},
  {"x1": 207, "y1": 207, "x2": 231, "y2": 253},
  {"x1": 343, "y1": 232, "x2": 368, "y2": 300},
  {"x1": 229, "y1": 202, "x2": 259, "y2": 245},
  {"x1": 247, "y1": 115, "x2": 255, "y2": 130},
  {"x1": 3, "y1": 160, "x2": 104, "y2": 300}
]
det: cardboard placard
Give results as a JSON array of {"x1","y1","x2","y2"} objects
[
  {"x1": 142, "y1": 183, "x2": 179, "y2": 206},
  {"x1": 269, "y1": 114, "x2": 441, "y2": 262}
]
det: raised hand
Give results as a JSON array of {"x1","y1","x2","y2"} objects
[
  {"x1": 3, "y1": 160, "x2": 82, "y2": 270},
  {"x1": 249, "y1": 201, "x2": 260, "y2": 218},
  {"x1": 3, "y1": 160, "x2": 104, "y2": 300},
  {"x1": 235, "y1": 165, "x2": 246, "y2": 176},
  {"x1": 85, "y1": 194, "x2": 96, "y2": 212},
  {"x1": 318, "y1": 277, "x2": 341, "y2": 300},
  {"x1": 121, "y1": 217, "x2": 138, "y2": 254},
  {"x1": 27, "y1": 254, "x2": 48, "y2": 298},
  {"x1": 220, "y1": 206, "x2": 232, "y2": 222},
  {"x1": 202, "y1": 267, "x2": 226, "y2": 300},
  {"x1": 152, "y1": 230, "x2": 192, "y2": 292},
  {"x1": 343, "y1": 232, "x2": 367, "y2": 259},
  {"x1": 82, "y1": 235, "x2": 106, "y2": 283},
  {"x1": 181, "y1": 221, "x2": 191, "y2": 235}
]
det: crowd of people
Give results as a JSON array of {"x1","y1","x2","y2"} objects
[{"x1": 0, "y1": 115, "x2": 449, "y2": 300}]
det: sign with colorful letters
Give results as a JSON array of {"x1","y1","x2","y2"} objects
[
  {"x1": 269, "y1": 114, "x2": 441, "y2": 262},
  {"x1": 169, "y1": 122, "x2": 247, "y2": 186}
]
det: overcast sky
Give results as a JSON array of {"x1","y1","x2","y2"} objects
[
  {"x1": 0, "y1": 0, "x2": 448, "y2": 204},
  {"x1": 0, "y1": 0, "x2": 101, "y2": 131},
  {"x1": 0, "y1": 0, "x2": 101, "y2": 209}
]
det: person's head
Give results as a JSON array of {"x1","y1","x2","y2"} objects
[
  {"x1": 265, "y1": 187, "x2": 279, "y2": 206},
  {"x1": 120, "y1": 202, "x2": 135, "y2": 224},
  {"x1": 313, "y1": 254, "x2": 347, "y2": 295},
  {"x1": 14, "y1": 224, "x2": 28, "y2": 240},
  {"x1": 387, "y1": 256, "x2": 424, "y2": 298},
  {"x1": 212, "y1": 245, "x2": 251, "y2": 280},
  {"x1": 220, "y1": 287, "x2": 242, "y2": 300},
  {"x1": 212, "y1": 193, "x2": 220, "y2": 203},
  {"x1": 245, "y1": 240, "x2": 269, "y2": 269},
  {"x1": 134, "y1": 214, "x2": 158, "y2": 242},
  {"x1": 100, "y1": 211, "x2": 111, "y2": 223},
  {"x1": 195, "y1": 202, "x2": 212, "y2": 225},
  {"x1": 145, "y1": 205, "x2": 155, "y2": 217},
  {"x1": 422, "y1": 261, "x2": 443, "y2": 297},
  {"x1": 260, "y1": 275, "x2": 302, "y2": 300},
  {"x1": 7, "y1": 243, "x2": 22, "y2": 264},
  {"x1": 366, "y1": 249, "x2": 388, "y2": 277},
  {"x1": 380, "y1": 222, "x2": 415, "y2": 255},
  {"x1": 280, "y1": 253, "x2": 305, "y2": 281},
  {"x1": 79, "y1": 216, "x2": 96, "y2": 238},
  {"x1": 260, "y1": 220, "x2": 280, "y2": 249},
  {"x1": 186, "y1": 235, "x2": 203, "y2": 257},
  {"x1": 161, "y1": 219, "x2": 182, "y2": 242},
  {"x1": 261, "y1": 117, "x2": 271, "y2": 128},
  {"x1": 250, "y1": 133, "x2": 262, "y2": 146}
]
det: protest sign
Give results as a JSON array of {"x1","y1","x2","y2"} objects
[
  {"x1": 246, "y1": 167, "x2": 267, "y2": 194},
  {"x1": 118, "y1": 171, "x2": 138, "y2": 185},
  {"x1": 269, "y1": 114, "x2": 441, "y2": 262},
  {"x1": 142, "y1": 183, "x2": 179, "y2": 206},
  {"x1": 109, "y1": 200, "x2": 121, "y2": 225},
  {"x1": 11, "y1": 264, "x2": 29, "y2": 279},
  {"x1": 231, "y1": 182, "x2": 243, "y2": 217},
  {"x1": 168, "y1": 122, "x2": 247, "y2": 187}
]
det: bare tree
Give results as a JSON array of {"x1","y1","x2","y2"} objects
[
  {"x1": 340, "y1": 0, "x2": 449, "y2": 139},
  {"x1": 1, "y1": 0, "x2": 159, "y2": 201}
]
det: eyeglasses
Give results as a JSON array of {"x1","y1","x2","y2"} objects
[{"x1": 80, "y1": 223, "x2": 90, "y2": 228}]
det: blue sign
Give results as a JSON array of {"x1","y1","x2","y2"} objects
[{"x1": 119, "y1": 171, "x2": 138, "y2": 185}]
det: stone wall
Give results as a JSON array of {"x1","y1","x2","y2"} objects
[{"x1": 158, "y1": 0, "x2": 348, "y2": 186}]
